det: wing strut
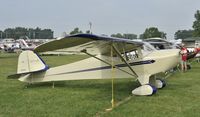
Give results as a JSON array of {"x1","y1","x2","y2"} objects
[
  {"x1": 111, "y1": 44, "x2": 115, "y2": 108},
  {"x1": 80, "y1": 49, "x2": 136, "y2": 77},
  {"x1": 111, "y1": 44, "x2": 138, "y2": 77}
]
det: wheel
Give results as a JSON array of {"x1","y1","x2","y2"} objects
[
  {"x1": 132, "y1": 84, "x2": 157, "y2": 96},
  {"x1": 155, "y1": 79, "x2": 166, "y2": 89}
]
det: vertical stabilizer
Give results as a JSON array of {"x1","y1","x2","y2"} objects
[{"x1": 17, "y1": 50, "x2": 48, "y2": 74}]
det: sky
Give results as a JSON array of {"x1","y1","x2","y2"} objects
[{"x1": 0, "y1": 0, "x2": 200, "y2": 39}]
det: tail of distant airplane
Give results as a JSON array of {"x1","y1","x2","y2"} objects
[
  {"x1": 17, "y1": 50, "x2": 48, "y2": 74},
  {"x1": 18, "y1": 39, "x2": 29, "y2": 48}
]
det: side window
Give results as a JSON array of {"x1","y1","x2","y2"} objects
[
  {"x1": 131, "y1": 50, "x2": 139, "y2": 60},
  {"x1": 124, "y1": 50, "x2": 139, "y2": 61}
]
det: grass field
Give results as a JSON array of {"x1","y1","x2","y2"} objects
[{"x1": 0, "y1": 53, "x2": 200, "y2": 117}]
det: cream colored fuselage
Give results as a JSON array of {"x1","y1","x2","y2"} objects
[{"x1": 19, "y1": 49, "x2": 180, "y2": 85}]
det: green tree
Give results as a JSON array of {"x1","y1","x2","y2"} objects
[
  {"x1": 123, "y1": 33, "x2": 137, "y2": 39},
  {"x1": 40, "y1": 29, "x2": 54, "y2": 39},
  {"x1": 2, "y1": 27, "x2": 54, "y2": 39},
  {"x1": 28, "y1": 28, "x2": 35, "y2": 39},
  {"x1": 4, "y1": 28, "x2": 15, "y2": 39},
  {"x1": 15, "y1": 27, "x2": 28, "y2": 39},
  {"x1": 28, "y1": 27, "x2": 53, "y2": 39},
  {"x1": 34, "y1": 27, "x2": 41, "y2": 39},
  {"x1": 174, "y1": 30, "x2": 194, "y2": 39},
  {"x1": 140, "y1": 27, "x2": 166, "y2": 39},
  {"x1": 111, "y1": 33, "x2": 124, "y2": 38},
  {"x1": 193, "y1": 10, "x2": 200, "y2": 37},
  {"x1": 85, "y1": 30, "x2": 91, "y2": 34},
  {"x1": 70, "y1": 27, "x2": 83, "y2": 35},
  {"x1": 111, "y1": 33, "x2": 137, "y2": 39},
  {"x1": 139, "y1": 34, "x2": 144, "y2": 39},
  {"x1": 0, "y1": 30, "x2": 4, "y2": 39}
]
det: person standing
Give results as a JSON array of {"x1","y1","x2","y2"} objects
[{"x1": 180, "y1": 43, "x2": 187, "y2": 72}]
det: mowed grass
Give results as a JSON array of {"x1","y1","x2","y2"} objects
[{"x1": 0, "y1": 53, "x2": 200, "y2": 117}]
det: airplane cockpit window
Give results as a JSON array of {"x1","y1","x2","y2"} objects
[
  {"x1": 142, "y1": 42, "x2": 156, "y2": 56},
  {"x1": 143, "y1": 42, "x2": 156, "y2": 52}
]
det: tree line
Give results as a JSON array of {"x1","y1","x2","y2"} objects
[
  {"x1": 0, "y1": 26, "x2": 166, "y2": 40},
  {"x1": 68, "y1": 26, "x2": 166, "y2": 40},
  {"x1": 0, "y1": 27, "x2": 54, "y2": 39}
]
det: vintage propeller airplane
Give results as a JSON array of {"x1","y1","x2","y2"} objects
[{"x1": 8, "y1": 34, "x2": 181, "y2": 96}]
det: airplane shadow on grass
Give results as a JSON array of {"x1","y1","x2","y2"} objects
[{"x1": 23, "y1": 79, "x2": 140, "y2": 93}]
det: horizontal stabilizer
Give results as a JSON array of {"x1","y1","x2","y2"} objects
[{"x1": 7, "y1": 74, "x2": 21, "y2": 79}]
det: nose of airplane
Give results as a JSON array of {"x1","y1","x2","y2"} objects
[
  {"x1": 172, "y1": 49, "x2": 181, "y2": 66},
  {"x1": 161, "y1": 49, "x2": 181, "y2": 71}
]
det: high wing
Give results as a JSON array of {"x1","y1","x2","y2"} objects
[{"x1": 34, "y1": 34, "x2": 143, "y2": 55}]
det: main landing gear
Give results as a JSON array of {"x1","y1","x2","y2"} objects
[
  {"x1": 132, "y1": 84, "x2": 157, "y2": 96},
  {"x1": 132, "y1": 78, "x2": 166, "y2": 96}
]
